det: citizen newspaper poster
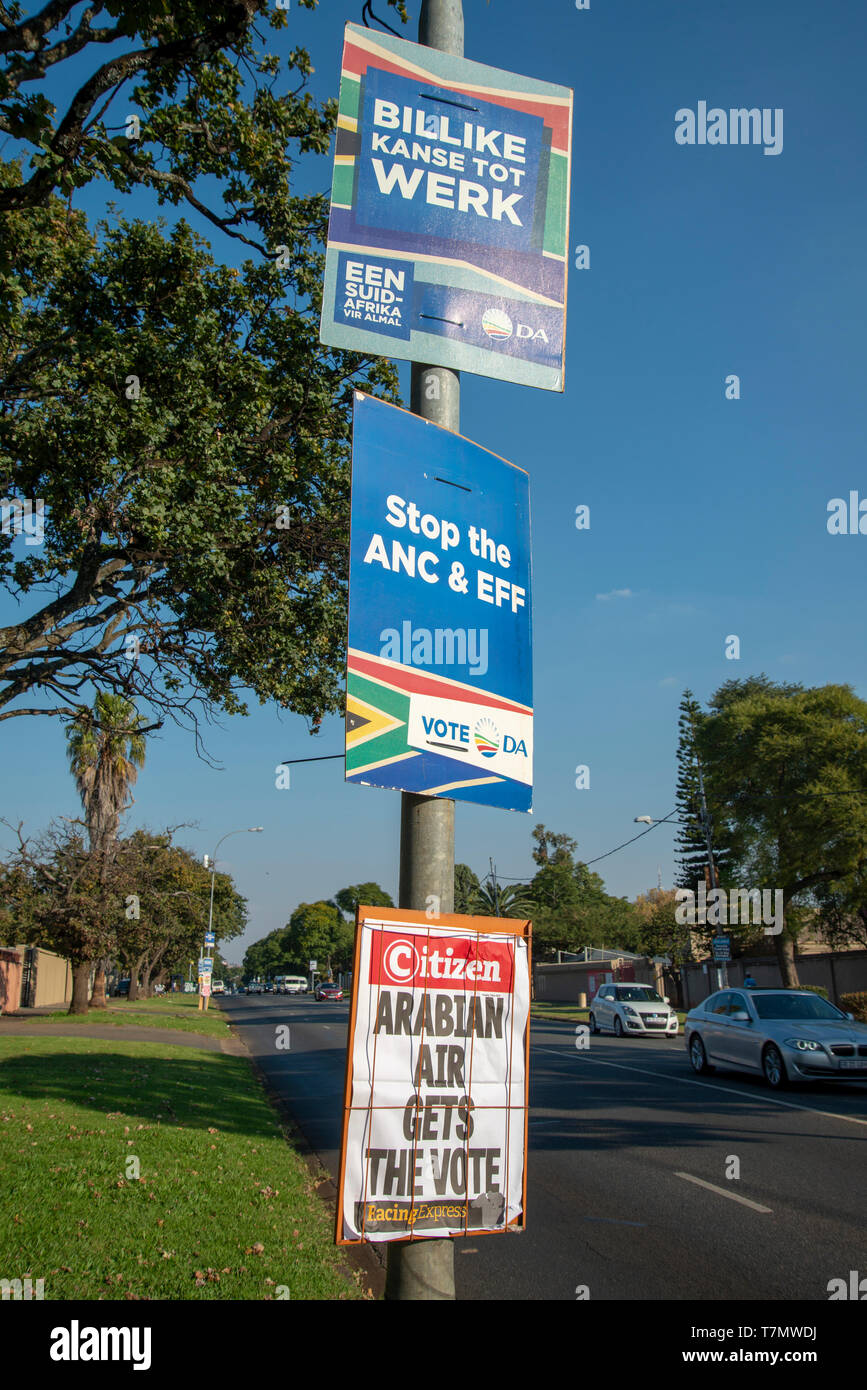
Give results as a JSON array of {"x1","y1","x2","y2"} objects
[
  {"x1": 320, "y1": 23, "x2": 573, "y2": 391},
  {"x1": 337, "y1": 907, "x2": 531, "y2": 1243},
  {"x1": 346, "y1": 393, "x2": 533, "y2": 813}
]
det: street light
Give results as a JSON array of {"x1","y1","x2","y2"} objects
[{"x1": 202, "y1": 827, "x2": 264, "y2": 1009}]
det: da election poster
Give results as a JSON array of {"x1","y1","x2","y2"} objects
[
  {"x1": 336, "y1": 907, "x2": 531, "y2": 1244},
  {"x1": 320, "y1": 23, "x2": 572, "y2": 392},
  {"x1": 346, "y1": 392, "x2": 532, "y2": 814}
]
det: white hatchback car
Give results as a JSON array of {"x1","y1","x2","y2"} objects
[{"x1": 589, "y1": 983, "x2": 679, "y2": 1037}]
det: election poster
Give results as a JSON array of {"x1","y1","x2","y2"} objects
[
  {"x1": 320, "y1": 23, "x2": 573, "y2": 391},
  {"x1": 336, "y1": 906, "x2": 531, "y2": 1244},
  {"x1": 346, "y1": 393, "x2": 533, "y2": 813}
]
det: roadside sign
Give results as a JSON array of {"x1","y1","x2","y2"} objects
[
  {"x1": 346, "y1": 393, "x2": 532, "y2": 813},
  {"x1": 204, "y1": 933, "x2": 215, "y2": 946},
  {"x1": 198, "y1": 958, "x2": 213, "y2": 973},
  {"x1": 712, "y1": 936, "x2": 731, "y2": 961},
  {"x1": 309, "y1": 960, "x2": 318, "y2": 972},
  {"x1": 201, "y1": 981, "x2": 211, "y2": 998},
  {"x1": 320, "y1": 23, "x2": 573, "y2": 391},
  {"x1": 337, "y1": 906, "x2": 531, "y2": 1244}
]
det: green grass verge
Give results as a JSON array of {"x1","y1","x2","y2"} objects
[
  {"x1": 111, "y1": 993, "x2": 206, "y2": 1009},
  {"x1": 0, "y1": 1036, "x2": 363, "y2": 1300},
  {"x1": 531, "y1": 1003, "x2": 590, "y2": 1023},
  {"x1": 531, "y1": 1002, "x2": 688, "y2": 1026},
  {"x1": 16, "y1": 998, "x2": 229, "y2": 1038}
]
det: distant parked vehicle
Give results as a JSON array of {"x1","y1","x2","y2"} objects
[
  {"x1": 113, "y1": 979, "x2": 131, "y2": 998},
  {"x1": 589, "y1": 984, "x2": 679, "y2": 1038},
  {"x1": 685, "y1": 988, "x2": 867, "y2": 1090}
]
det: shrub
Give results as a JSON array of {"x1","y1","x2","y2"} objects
[{"x1": 839, "y1": 992, "x2": 867, "y2": 1022}]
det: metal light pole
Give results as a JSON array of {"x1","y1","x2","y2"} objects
[
  {"x1": 388, "y1": 0, "x2": 463, "y2": 1305},
  {"x1": 202, "y1": 827, "x2": 264, "y2": 1010}
]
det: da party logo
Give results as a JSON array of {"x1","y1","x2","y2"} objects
[
  {"x1": 473, "y1": 715, "x2": 527, "y2": 759},
  {"x1": 481, "y1": 306, "x2": 550, "y2": 347},
  {"x1": 369, "y1": 930, "x2": 514, "y2": 993},
  {"x1": 474, "y1": 716, "x2": 499, "y2": 758},
  {"x1": 482, "y1": 308, "x2": 513, "y2": 341}
]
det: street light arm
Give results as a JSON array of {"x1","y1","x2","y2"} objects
[{"x1": 205, "y1": 826, "x2": 263, "y2": 949}]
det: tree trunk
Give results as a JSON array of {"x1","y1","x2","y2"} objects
[
  {"x1": 774, "y1": 918, "x2": 800, "y2": 989},
  {"x1": 128, "y1": 954, "x2": 146, "y2": 1002},
  {"x1": 144, "y1": 948, "x2": 168, "y2": 997},
  {"x1": 69, "y1": 961, "x2": 91, "y2": 1015},
  {"x1": 90, "y1": 960, "x2": 108, "y2": 1009}
]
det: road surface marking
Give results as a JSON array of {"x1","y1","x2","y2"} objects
[
  {"x1": 674, "y1": 1171, "x2": 772, "y2": 1213},
  {"x1": 535, "y1": 1046, "x2": 867, "y2": 1130},
  {"x1": 584, "y1": 1216, "x2": 647, "y2": 1227}
]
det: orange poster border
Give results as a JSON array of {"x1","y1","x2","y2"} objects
[{"x1": 335, "y1": 904, "x2": 532, "y2": 1247}]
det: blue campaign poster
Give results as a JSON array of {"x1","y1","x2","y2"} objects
[
  {"x1": 346, "y1": 393, "x2": 533, "y2": 813},
  {"x1": 321, "y1": 24, "x2": 572, "y2": 392}
]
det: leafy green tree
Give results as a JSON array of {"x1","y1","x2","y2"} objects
[
  {"x1": 0, "y1": 819, "x2": 120, "y2": 1013},
  {"x1": 66, "y1": 693, "x2": 147, "y2": 1007},
  {"x1": 527, "y1": 824, "x2": 634, "y2": 956},
  {"x1": 632, "y1": 886, "x2": 678, "y2": 923},
  {"x1": 454, "y1": 863, "x2": 481, "y2": 915},
  {"x1": 243, "y1": 928, "x2": 290, "y2": 982},
  {"x1": 0, "y1": 1, "x2": 401, "y2": 735},
  {"x1": 632, "y1": 898, "x2": 693, "y2": 1000},
  {"x1": 115, "y1": 830, "x2": 245, "y2": 998},
  {"x1": 0, "y1": 0, "x2": 405, "y2": 227},
  {"x1": 699, "y1": 677, "x2": 867, "y2": 988},
  {"x1": 284, "y1": 900, "x2": 351, "y2": 979},
  {"x1": 812, "y1": 873, "x2": 867, "y2": 952},
  {"x1": 334, "y1": 883, "x2": 393, "y2": 918}
]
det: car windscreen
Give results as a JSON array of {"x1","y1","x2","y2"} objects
[
  {"x1": 752, "y1": 993, "x2": 843, "y2": 1021},
  {"x1": 614, "y1": 987, "x2": 663, "y2": 1003}
]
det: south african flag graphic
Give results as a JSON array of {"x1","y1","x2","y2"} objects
[{"x1": 345, "y1": 650, "x2": 532, "y2": 813}]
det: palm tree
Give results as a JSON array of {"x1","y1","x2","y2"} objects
[
  {"x1": 66, "y1": 693, "x2": 146, "y2": 1010},
  {"x1": 470, "y1": 879, "x2": 534, "y2": 918}
]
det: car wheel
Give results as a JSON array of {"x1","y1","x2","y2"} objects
[
  {"x1": 689, "y1": 1033, "x2": 714, "y2": 1074},
  {"x1": 589, "y1": 1012, "x2": 599, "y2": 1035},
  {"x1": 762, "y1": 1043, "x2": 788, "y2": 1090},
  {"x1": 613, "y1": 1015, "x2": 624, "y2": 1038}
]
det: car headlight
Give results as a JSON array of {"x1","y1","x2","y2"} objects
[
  {"x1": 623, "y1": 1006, "x2": 639, "y2": 1017},
  {"x1": 784, "y1": 1038, "x2": 825, "y2": 1052}
]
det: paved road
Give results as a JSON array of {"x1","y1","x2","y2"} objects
[{"x1": 219, "y1": 993, "x2": 867, "y2": 1301}]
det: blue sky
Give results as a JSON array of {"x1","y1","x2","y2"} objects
[{"x1": 3, "y1": 0, "x2": 866, "y2": 963}]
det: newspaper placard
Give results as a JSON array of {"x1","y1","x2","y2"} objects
[{"x1": 337, "y1": 906, "x2": 531, "y2": 1244}]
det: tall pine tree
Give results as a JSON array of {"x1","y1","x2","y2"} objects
[{"x1": 674, "y1": 690, "x2": 732, "y2": 892}]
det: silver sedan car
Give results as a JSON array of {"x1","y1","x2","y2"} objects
[{"x1": 685, "y1": 988, "x2": 867, "y2": 1089}]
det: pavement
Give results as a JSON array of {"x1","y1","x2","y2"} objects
[{"x1": 217, "y1": 992, "x2": 867, "y2": 1301}]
